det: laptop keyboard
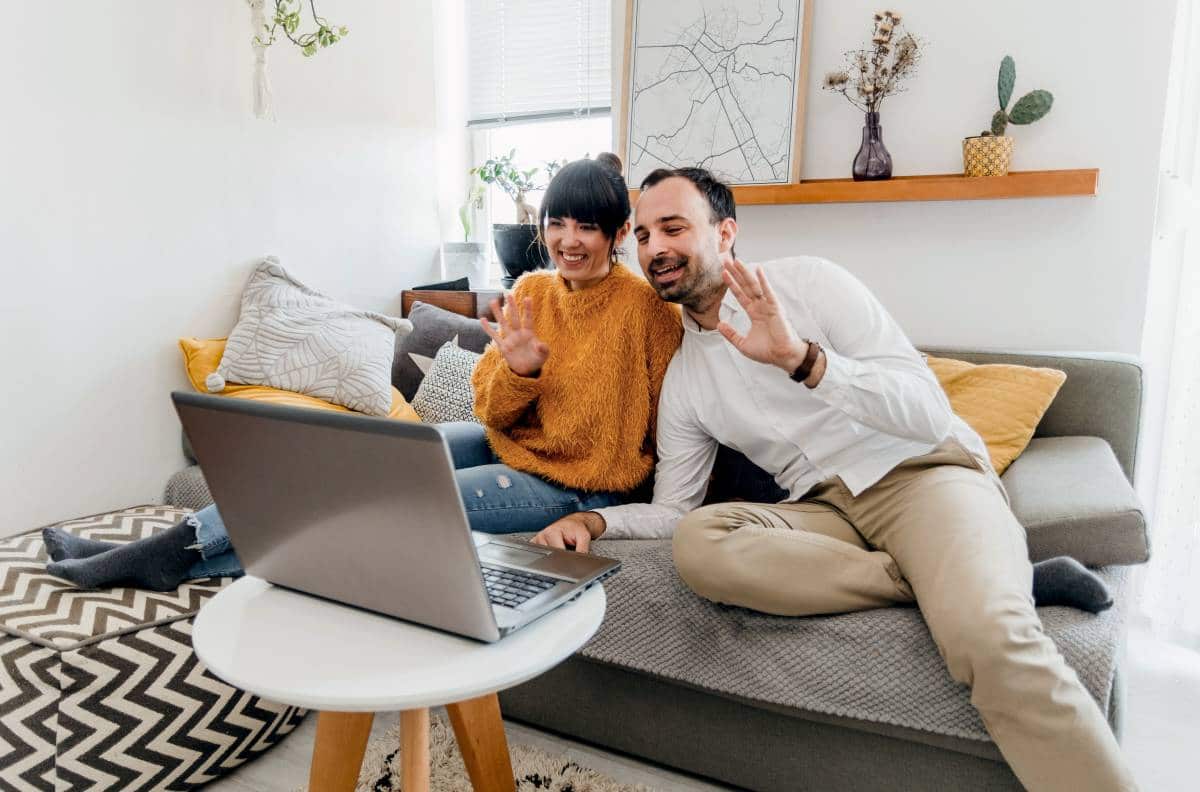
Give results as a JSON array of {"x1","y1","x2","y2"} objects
[{"x1": 481, "y1": 564, "x2": 558, "y2": 608}]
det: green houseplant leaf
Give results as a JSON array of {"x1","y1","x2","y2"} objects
[
  {"x1": 1009, "y1": 90, "x2": 1054, "y2": 124},
  {"x1": 990, "y1": 109, "x2": 1008, "y2": 137},
  {"x1": 998, "y1": 55, "x2": 1015, "y2": 110},
  {"x1": 258, "y1": 0, "x2": 347, "y2": 58}
]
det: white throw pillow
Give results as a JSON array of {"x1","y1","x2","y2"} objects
[
  {"x1": 208, "y1": 257, "x2": 411, "y2": 416},
  {"x1": 410, "y1": 341, "x2": 482, "y2": 424}
]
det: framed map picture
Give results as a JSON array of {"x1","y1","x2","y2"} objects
[{"x1": 619, "y1": 0, "x2": 813, "y2": 187}]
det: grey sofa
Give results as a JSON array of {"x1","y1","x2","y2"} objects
[
  {"x1": 164, "y1": 348, "x2": 1149, "y2": 791},
  {"x1": 495, "y1": 349, "x2": 1149, "y2": 791}
]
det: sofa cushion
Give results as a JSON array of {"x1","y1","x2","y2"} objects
[
  {"x1": 1001, "y1": 436, "x2": 1149, "y2": 566},
  {"x1": 182, "y1": 336, "x2": 420, "y2": 421},
  {"x1": 921, "y1": 349, "x2": 1142, "y2": 481},
  {"x1": 392, "y1": 301, "x2": 492, "y2": 400},
  {"x1": 179, "y1": 336, "x2": 420, "y2": 463},
  {"x1": 576, "y1": 537, "x2": 1129, "y2": 745},
  {"x1": 0, "y1": 506, "x2": 305, "y2": 790},
  {"x1": 211, "y1": 258, "x2": 410, "y2": 416},
  {"x1": 410, "y1": 341, "x2": 483, "y2": 424},
  {"x1": 926, "y1": 355, "x2": 1066, "y2": 475}
]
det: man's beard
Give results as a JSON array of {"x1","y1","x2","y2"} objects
[{"x1": 648, "y1": 252, "x2": 724, "y2": 311}]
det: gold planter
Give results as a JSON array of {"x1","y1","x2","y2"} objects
[{"x1": 963, "y1": 135, "x2": 1014, "y2": 177}]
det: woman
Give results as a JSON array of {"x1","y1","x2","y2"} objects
[{"x1": 44, "y1": 153, "x2": 683, "y2": 590}]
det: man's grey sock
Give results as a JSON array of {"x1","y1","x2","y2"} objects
[
  {"x1": 42, "y1": 527, "x2": 121, "y2": 562},
  {"x1": 45, "y1": 518, "x2": 201, "y2": 592},
  {"x1": 1032, "y1": 556, "x2": 1113, "y2": 613}
]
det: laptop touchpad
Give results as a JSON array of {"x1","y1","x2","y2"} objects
[{"x1": 478, "y1": 543, "x2": 548, "y2": 566}]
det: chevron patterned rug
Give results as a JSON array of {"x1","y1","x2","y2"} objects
[
  {"x1": 338, "y1": 715, "x2": 654, "y2": 792},
  {"x1": 0, "y1": 505, "x2": 305, "y2": 791}
]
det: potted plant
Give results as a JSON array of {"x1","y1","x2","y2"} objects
[
  {"x1": 822, "y1": 10, "x2": 923, "y2": 181},
  {"x1": 253, "y1": 0, "x2": 347, "y2": 56},
  {"x1": 963, "y1": 56, "x2": 1053, "y2": 177},
  {"x1": 441, "y1": 183, "x2": 489, "y2": 287},
  {"x1": 246, "y1": 0, "x2": 347, "y2": 119},
  {"x1": 470, "y1": 152, "x2": 564, "y2": 287}
]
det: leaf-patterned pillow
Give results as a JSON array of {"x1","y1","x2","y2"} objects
[{"x1": 208, "y1": 258, "x2": 412, "y2": 416}]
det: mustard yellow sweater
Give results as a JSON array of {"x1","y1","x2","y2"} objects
[{"x1": 472, "y1": 265, "x2": 683, "y2": 493}]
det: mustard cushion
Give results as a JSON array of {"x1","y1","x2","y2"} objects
[
  {"x1": 927, "y1": 355, "x2": 1066, "y2": 475},
  {"x1": 179, "y1": 337, "x2": 421, "y2": 422}
]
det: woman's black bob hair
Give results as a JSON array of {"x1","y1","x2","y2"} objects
[{"x1": 537, "y1": 153, "x2": 630, "y2": 252}]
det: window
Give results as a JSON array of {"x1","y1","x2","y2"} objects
[
  {"x1": 466, "y1": 0, "x2": 614, "y2": 251},
  {"x1": 467, "y1": 0, "x2": 611, "y2": 126},
  {"x1": 477, "y1": 115, "x2": 614, "y2": 225}
]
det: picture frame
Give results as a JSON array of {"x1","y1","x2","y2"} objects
[{"x1": 618, "y1": 0, "x2": 814, "y2": 188}]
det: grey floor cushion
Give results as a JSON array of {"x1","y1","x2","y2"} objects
[
  {"x1": 0, "y1": 506, "x2": 305, "y2": 791},
  {"x1": 576, "y1": 537, "x2": 1129, "y2": 744},
  {"x1": 1003, "y1": 436, "x2": 1149, "y2": 566},
  {"x1": 162, "y1": 466, "x2": 213, "y2": 513}
]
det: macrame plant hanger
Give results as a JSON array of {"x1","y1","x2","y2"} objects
[{"x1": 247, "y1": 0, "x2": 274, "y2": 120}]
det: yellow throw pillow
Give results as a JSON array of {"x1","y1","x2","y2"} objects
[
  {"x1": 926, "y1": 356, "x2": 1066, "y2": 475},
  {"x1": 179, "y1": 338, "x2": 421, "y2": 422}
]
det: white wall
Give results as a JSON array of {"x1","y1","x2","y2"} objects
[
  {"x1": 0, "y1": 1, "x2": 453, "y2": 531},
  {"x1": 0, "y1": 1, "x2": 1178, "y2": 532},
  {"x1": 615, "y1": 0, "x2": 1175, "y2": 354}
]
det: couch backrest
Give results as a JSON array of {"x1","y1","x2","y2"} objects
[
  {"x1": 385, "y1": 293, "x2": 1145, "y2": 484},
  {"x1": 922, "y1": 348, "x2": 1143, "y2": 482}
]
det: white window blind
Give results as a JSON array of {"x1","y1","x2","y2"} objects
[{"x1": 467, "y1": 0, "x2": 611, "y2": 127}]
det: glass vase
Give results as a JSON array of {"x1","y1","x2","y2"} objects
[{"x1": 852, "y1": 111, "x2": 892, "y2": 181}]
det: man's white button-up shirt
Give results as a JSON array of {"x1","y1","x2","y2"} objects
[{"x1": 596, "y1": 256, "x2": 990, "y2": 539}]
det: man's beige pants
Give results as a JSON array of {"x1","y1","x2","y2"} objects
[{"x1": 672, "y1": 441, "x2": 1137, "y2": 792}]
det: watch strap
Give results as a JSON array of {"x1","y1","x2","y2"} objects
[{"x1": 790, "y1": 341, "x2": 821, "y2": 383}]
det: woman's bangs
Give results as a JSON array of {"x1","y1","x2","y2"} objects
[{"x1": 542, "y1": 169, "x2": 607, "y2": 226}]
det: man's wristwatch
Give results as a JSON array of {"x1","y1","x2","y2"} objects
[{"x1": 789, "y1": 340, "x2": 822, "y2": 383}]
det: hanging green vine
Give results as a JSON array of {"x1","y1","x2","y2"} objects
[{"x1": 255, "y1": 0, "x2": 348, "y2": 57}]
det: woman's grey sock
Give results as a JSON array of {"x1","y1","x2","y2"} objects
[
  {"x1": 1032, "y1": 556, "x2": 1113, "y2": 613},
  {"x1": 41, "y1": 527, "x2": 121, "y2": 562},
  {"x1": 45, "y1": 518, "x2": 201, "y2": 592}
]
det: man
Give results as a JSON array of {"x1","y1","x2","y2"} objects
[{"x1": 529, "y1": 167, "x2": 1137, "y2": 791}]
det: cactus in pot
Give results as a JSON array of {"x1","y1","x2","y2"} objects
[
  {"x1": 986, "y1": 56, "x2": 1053, "y2": 136},
  {"x1": 963, "y1": 56, "x2": 1054, "y2": 177}
]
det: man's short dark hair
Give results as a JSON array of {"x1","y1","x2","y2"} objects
[{"x1": 639, "y1": 167, "x2": 737, "y2": 224}]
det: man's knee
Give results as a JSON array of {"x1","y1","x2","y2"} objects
[
  {"x1": 931, "y1": 595, "x2": 1047, "y2": 687},
  {"x1": 673, "y1": 503, "x2": 748, "y2": 601}
]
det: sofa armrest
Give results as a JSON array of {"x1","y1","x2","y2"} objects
[{"x1": 1002, "y1": 436, "x2": 1149, "y2": 566}]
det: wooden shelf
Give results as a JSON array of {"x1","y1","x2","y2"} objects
[{"x1": 628, "y1": 169, "x2": 1099, "y2": 206}]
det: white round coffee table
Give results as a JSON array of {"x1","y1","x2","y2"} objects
[{"x1": 192, "y1": 575, "x2": 605, "y2": 792}]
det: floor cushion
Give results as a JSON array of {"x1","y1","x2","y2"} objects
[
  {"x1": 162, "y1": 467, "x2": 213, "y2": 514},
  {"x1": 0, "y1": 506, "x2": 305, "y2": 791}
]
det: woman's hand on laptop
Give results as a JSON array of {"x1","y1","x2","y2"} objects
[{"x1": 531, "y1": 512, "x2": 606, "y2": 553}]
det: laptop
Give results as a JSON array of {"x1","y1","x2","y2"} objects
[{"x1": 171, "y1": 391, "x2": 620, "y2": 642}]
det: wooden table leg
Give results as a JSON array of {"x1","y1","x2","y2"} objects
[
  {"x1": 308, "y1": 711, "x2": 374, "y2": 792},
  {"x1": 446, "y1": 693, "x2": 515, "y2": 792},
  {"x1": 400, "y1": 708, "x2": 431, "y2": 792}
]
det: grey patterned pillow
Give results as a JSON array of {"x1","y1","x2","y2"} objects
[
  {"x1": 410, "y1": 341, "x2": 482, "y2": 423},
  {"x1": 208, "y1": 258, "x2": 412, "y2": 416}
]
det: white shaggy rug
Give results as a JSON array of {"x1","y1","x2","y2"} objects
[{"x1": 307, "y1": 715, "x2": 656, "y2": 791}]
